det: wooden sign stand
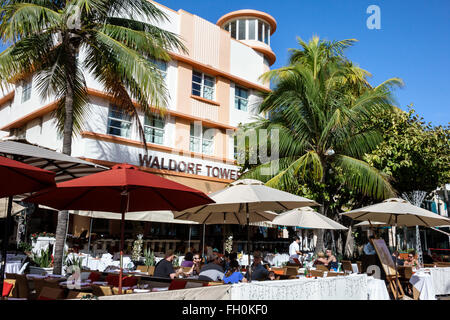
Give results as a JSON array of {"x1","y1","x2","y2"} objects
[{"x1": 372, "y1": 239, "x2": 405, "y2": 299}]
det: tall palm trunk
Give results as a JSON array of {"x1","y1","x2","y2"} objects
[{"x1": 53, "y1": 41, "x2": 76, "y2": 275}]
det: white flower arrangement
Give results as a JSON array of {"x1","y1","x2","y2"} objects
[
  {"x1": 225, "y1": 235, "x2": 233, "y2": 254},
  {"x1": 131, "y1": 234, "x2": 144, "y2": 261}
]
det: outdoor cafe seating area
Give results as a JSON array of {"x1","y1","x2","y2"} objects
[{"x1": 1, "y1": 151, "x2": 450, "y2": 301}]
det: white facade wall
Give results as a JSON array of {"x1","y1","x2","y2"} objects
[
  {"x1": 230, "y1": 40, "x2": 265, "y2": 85},
  {"x1": 0, "y1": 4, "x2": 274, "y2": 182}
]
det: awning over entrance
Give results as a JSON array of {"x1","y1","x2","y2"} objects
[{"x1": 0, "y1": 140, "x2": 108, "y2": 183}]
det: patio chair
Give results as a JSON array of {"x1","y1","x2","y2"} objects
[
  {"x1": 33, "y1": 278, "x2": 60, "y2": 297},
  {"x1": 315, "y1": 265, "x2": 329, "y2": 272},
  {"x1": 38, "y1": 287, "x2": 65, "y2": 300},
  {"x1": 341, "y1": 260, "x2": 353, "y2": 274},
  {"x1": 91, "y1": 285, "x2": 114, "y2": 296},
  {"x1": 285, "y1": 267, "x2": 299, "y2": 276},
  {"x1": 136, "y1": 265, "x2": 149, "y2": 274},
  {"x1": 182, "y1": 267, "x2": 192, "y2": 273},
  {"x1": 356, "y1": 261, "x2": 362, "y2": 273},
  {"x1": 14, "y1": 274, "x2": 30, "y2": 299},
  {"x1": 2, "y1": 279, "x2": 17, "y2": 298},
  {"x1": 112, "y1": 287, "x2": 134, "y2": 295},
  {"x1": 309, "y1": 270, "x2": 324, "y2": 278}
]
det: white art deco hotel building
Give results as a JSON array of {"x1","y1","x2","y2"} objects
[{"x1": 0, "y1": 2, "x2": 278, "y2": 244}]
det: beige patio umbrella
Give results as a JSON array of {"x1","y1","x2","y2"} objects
[
  {"x1": 0, "y1": 198, "x2": 25, "y2": 218},
  {"x1": 174, "y1": 179, "x2": 318, "y2": 281},
  {"x1": 340, "y1": 197, "x2": 450, "y2": 299},
  {"x1": 340, "y1": 198, "x2": 450, "y2": 227},
  {"x1": 354, "y1": 221, "x2": 389, "y2": 228},
  {"x1": 271, "y1": 207, "x2": 347, "y2": 230}
]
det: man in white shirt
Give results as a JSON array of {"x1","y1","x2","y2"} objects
[{"x1": 289, "y1": 236, "x2": 302, "y2": 263}]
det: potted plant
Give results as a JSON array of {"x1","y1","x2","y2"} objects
[
  {"x1": 29, "y1": 248, "x2": 53, "y2": 275},
  {"x1": 143, "y1": 248, "x2": 156, "y2": 275}
]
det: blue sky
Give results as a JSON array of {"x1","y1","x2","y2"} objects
[
  {"x1": 160, "y1": 0, "x2": 450, "y2": 127},
  {"x1": 1, "y1": 1, "x2": 448, "y2": 126}
]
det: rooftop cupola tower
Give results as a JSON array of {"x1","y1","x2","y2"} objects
[{"x1": 217, "y1": 9, "x2": 277, "y2": 66}]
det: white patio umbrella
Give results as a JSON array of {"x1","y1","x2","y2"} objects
[
  {"x1": 354, "y1": 221, "x2": 389, "y2": 228},
  {"x1": 340, "y1": 197, "x2": 450, "y2": 299},
  {"x1": 340, "y1": 198, "x2": 450, "y2": 227},
  {"x1": 271, "y1": 207, "x2": 347, "y2": 230},
  {"x1": 174, "y1": 179, "x2": 318, "y2": 281}
]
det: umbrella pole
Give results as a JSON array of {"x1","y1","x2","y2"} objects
[
  {"x1": 0, "y1": 196, "x2": 13, "y2": 300},
  {"x1": 86, "y1": 216, "x2": 93, "y2": 268},
  {"x1": 118, "y1": 211, "x2": 125, "y2": 295},
  {"x1": 394, "y1": 219, "x2": 399, "y2": 300},
  {"x1": 246, "y1": 204, "x2": 252, "y2": 283},
  {"x1": 188, "y1": 225, "x2": 191, "y2": 253},
  {"x1": 202, "y1": 224, "x2": 205, "y2": 262}
]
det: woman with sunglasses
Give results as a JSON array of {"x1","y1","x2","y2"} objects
[{"x1": 185, "y1": 253, "x2": 203, "y2": 278}]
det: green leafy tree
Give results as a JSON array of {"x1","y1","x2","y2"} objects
[
  {"x1": 239, "y1": 36, "x2": 402, "y2": 250},
  {"x1": 0, "y1": 0, "x2": 186, "y2": 274},
  {"x1": 364, "y1": 106, "x2": 450, "y2": 195}
]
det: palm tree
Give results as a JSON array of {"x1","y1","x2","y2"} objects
[
  {"x1": 239, "y1": 36, "x2": 402, "y2": 252},
  {"x1": 0, "y1": 0, "x2": 186, "y2": 274}
]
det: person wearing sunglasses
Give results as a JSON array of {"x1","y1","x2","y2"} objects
[{"x1": 404, "y1": 250, "x2": 419, "y2": 267}]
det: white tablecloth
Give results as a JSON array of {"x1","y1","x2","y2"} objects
[
  {"x1": 367, "y1": 276, "x2": 390, "y2": 300},
  {"x1": 32, "y1": 237, "x2": 56, "y2": 255},
  {"x1": 428, "y1": 267, "x2": 450, "y2": 295},
  {"x1": 66, "y1": 253, "x2": 134, "y2": 272},
  {"x1": 410, "y1": 271, "x2": 436, "y2": 300},
  {"x1": 230, "y1": 274, "x2": 373, "y2": 300},
  {"x1": 264, "y1": 254, "x2": 290, "y2": 267},
  {"x1": 5, "y1": 261, "x2": 22, "y2": 274}
]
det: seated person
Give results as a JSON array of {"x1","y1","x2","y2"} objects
[
  {"x1": 325, "y1": 249, "x2": 338, "y2": 271},
  {"x1": 186, "y1": 253, "x2": 203, "y2": 277},
  {"x1": 224, "y1": 252, "x2": 238, "y2": 273},
  {"x1": 313, "y1": 251, "x2": 328, "y2": 266},
  {"x1": 431, "y1": 253, "x2": 443, "y2": 262},
  {"x1": 181, "y1": 252, "x2": 194, "y2": 268},
  {"x1": 363, "y1": 235, "x2": 377, "y2": 256},
  {"x1": 391, "y1": 250, "x2": 405, "y2": 266},
  {"x1": 153, "y1": 250, "x2": 184, "y2": 279},
  {"x1": 223, "y1": 260, "x2": 247, "y2": 284},
  {"x1": 267, "y1": 271, "x2": 279, "y2": 281},
  {"x1": 198, "y1": 253, "x2": 225, "y2": 282},
  {"x1": 403, "y1": 251, "x2": 419, "y2": 267},
  {"x1": 245, "y1": 251, "x2": 269, "y2": 281}
]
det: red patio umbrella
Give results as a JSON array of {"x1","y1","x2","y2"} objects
[
  {"x1": 24, "y1": 163, "x2": 214, "y2": 294},
  {"x1": 0, "y1": 155, "x2": 55, "y2": 298},
  {"x1": 0, "y1": 155, "x2": 55, "y2": 197}
]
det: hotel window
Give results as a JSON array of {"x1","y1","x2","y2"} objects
[
  {"x1": 248, "y1": 19, "x2": 256, "y2": 40},
  {"x1": 144, "y1": 114, "x2": 165, "y2": 145},
  {"x1": 192, "y1": 71, "x2": 215, "y2": 101},
  {"x1": 190, "y1": 124, "x2": 214, "y2": 155},
  {"x1": 264, "y1": 22, "x2": 270, "y2": 45},
  {"x1": 149, "y1": 57, "x2": 167, "y2": 79},
  {"x1": 107, "y1": 105, "x2": 132, "y2": 138},
  {"x1": 21, "y1": 80, "x2": 32, "y2": 103},
  {"x1": 235, "y1": 86, "x2": 248, "y2": 111},
  {"x1": 225, "y1": 19, "x2": 270, "y2": 45}
]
